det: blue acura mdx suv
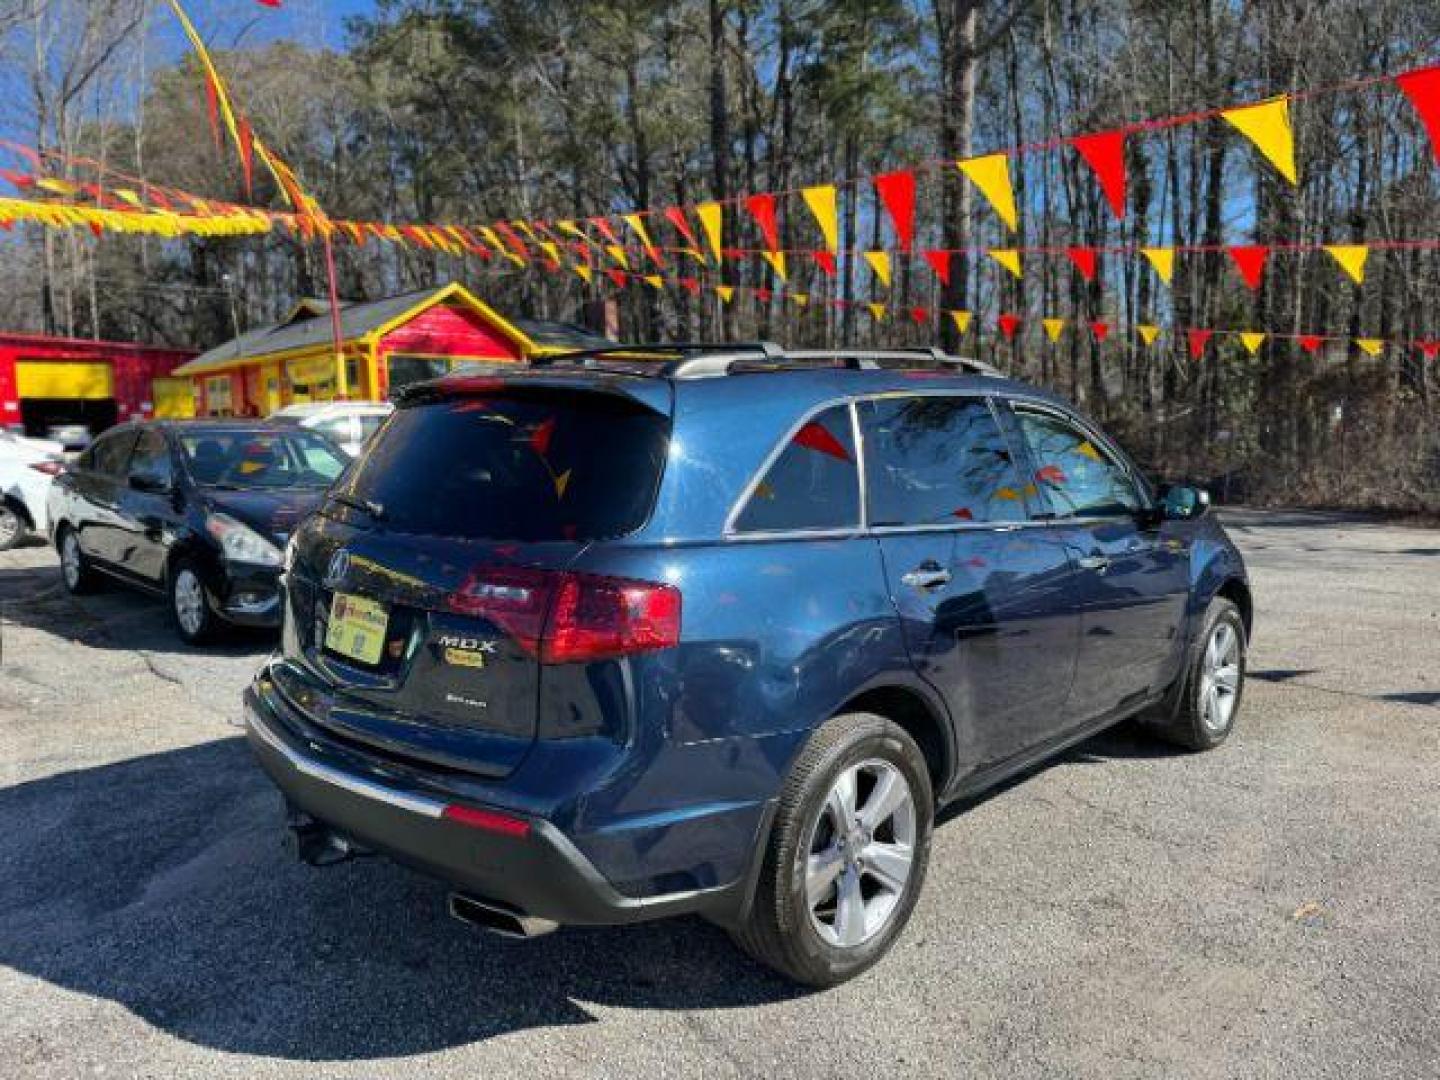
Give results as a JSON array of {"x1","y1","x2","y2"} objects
[{"x1": 244, "y1": 344, "x2": 1251, "y2": 986}]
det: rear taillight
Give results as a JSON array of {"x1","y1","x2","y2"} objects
[
  {"x1": 28, "y1": 461, "x2": 63, "y2": 476},
  {"x1": 448, "y1": 567, "x2": 681, "y2": 663}
]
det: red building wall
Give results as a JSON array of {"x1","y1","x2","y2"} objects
[
  {"x1": 372, "y1": 302, "x2": 524, "y2": 399},
  {"x1": 0, "y1": 332, "x2": 196, "y2": 427}
]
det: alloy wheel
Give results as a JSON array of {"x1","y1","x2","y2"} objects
[
  {"x1": 804, "y1": 759, "x2": 917, "y2": 948},
  {"x1": 0, "y1": 508, "x2": 20, "y2": 548},
  {"x1": 1200, "y1": 621, "x2": 1242, "y2": 733},
  {"x1": 61, "y1": 533, "x2": 81, "y2": 589},
  {"x1": 174, "y1": 569, "x2": 206, "y2": 637}
]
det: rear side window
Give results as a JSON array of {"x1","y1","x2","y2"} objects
[
  {"x1": 733, "y1": 405, "x2": 859, "y2": 533},
  {"x1": 859, "y1": 396, "x2": 1026, "y2": 526},
  {"x1": 88, "y1": 428, "x2": 138, "y2": 477},
  {"x1": 1013, "y1": 409, "x2": 1142, "y2": 517},
  {"x1": 128, "y1": 429, "x2": 174, "y2": 486},
  {"x1": 338, "y1": 391, "x2": 670, "y2": 542}
]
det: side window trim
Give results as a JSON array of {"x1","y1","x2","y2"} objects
[
  {"x1": 1006, "y1": 400, "x2": 1150, "y2": 520},
  {"x1": 724, "y1": 398, "x2": 864, "y2": 538}
]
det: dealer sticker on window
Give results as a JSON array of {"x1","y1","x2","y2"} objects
[{"x1": 325, "y1": 592, "x2": 389, "y2": 666}]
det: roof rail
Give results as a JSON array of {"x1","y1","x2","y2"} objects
[{"x1": 512, "y1": 341, "x2": 1000, "y2": 380}]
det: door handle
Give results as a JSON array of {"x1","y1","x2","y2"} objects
[
  {"x1": 901, "y1": 564, "x2": 952, "y2": 591},
  {"x1": 1076, "y1": 553, "x2": 1111, "y2": 573}
]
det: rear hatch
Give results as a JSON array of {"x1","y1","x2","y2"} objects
[{"x1": 283, "y1": 380, "x2": 673, "y2": 777}]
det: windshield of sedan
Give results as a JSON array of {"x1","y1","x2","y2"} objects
[{"x1": 177, "y1": 429, "x2": 348, "y2": 490}]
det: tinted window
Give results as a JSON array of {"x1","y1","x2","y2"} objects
[
  {"x1": 128, "y1": 429, "x2": 174, "y2": 485},
  {"x1": 89, "y1": 428, "x2": 138, "y2": 476},
  {"x1": 337, "y1": 391, "x2": 669, "y2": 542},
  {"x1": 388, "y1": 356, "x2": 451, "y2": 394},
  {"x1": 177, "y1": 429, "x2": 348, "y2": 489},
  {"x1": 356, "y1": 413, "x2": 388, "y2": 442},
  {"x1": 858, "y1": 396, "x2": 1025, "y2": 526},
  {"x1": 734, "y1": 405, "x2": 859, "y2": 533},
  {"x1": 1014, "y1": 409, "x2": 1141, "y2": 517},
  {"x1": 312, "y1": 416, "x2": 355, "y2": 443}
]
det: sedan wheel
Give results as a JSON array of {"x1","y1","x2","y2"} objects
[
  {"x1": 173, "y1": 568, "x2": 207, "y2": 638},
  {"x1": 0, "y1": 505, "x2": 25, "y2": 551},
  {"x1": 59, "y1": 529, "x2": 98, "y2": 594}
]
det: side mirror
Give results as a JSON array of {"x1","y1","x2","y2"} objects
[
  {"x1": 1160, "y1": 484, "x2": 1210, "y2": 521},
  {"x1": 129, "y1": 471, "x2": 172, "y2": 495}
]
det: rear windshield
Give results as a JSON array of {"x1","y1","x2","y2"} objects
[{"x1": 335, "y1": 390, "x2": 670, "y2": 541}]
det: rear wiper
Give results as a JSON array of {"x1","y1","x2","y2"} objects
[{"x1": 328, "y1": 492, "x2": 386, "y2": 520}]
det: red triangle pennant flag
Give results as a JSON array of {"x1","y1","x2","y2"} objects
[
  {"x1": 1187, "y1": 329, "x2": 1213, "y2": 359},
  {"x1": 1417, "y1": 340, "x2": 1440, "y2": 359},
  {"x1": 909, "y1": 306, "x2": 930, "y2": 325},
  {"x1": 1397, "y1": 64, "x2": 1440, "y2": 166},
  {"x1": 1090, "y1": 321, "x2": 1110, "y2": 343},
  {"x1": 998, "y1": 313, "x2": 1022, "y2": 341},
  {"x1": 812, "y1": 251, "x2": 837, "y2": 277},
  {"x1": 605, "y1": 268, "x2": 628, "y2": 288},
  {"x1": 873, "y1": 170, "x2": 916, "y2": 252},
  {"x1": 1228, "y1": 246, "x2": 1270, "y2": 291},
  {"x1": 1066, "y1": 247, "x2": 1098, "y2": 281},
  {"x1": 922, "y1": 250, "x2": 952, "y2": 286},
  {"x1": 590, "y1": 217, "x2": 621, "y2": 246},
  {"x1": 745, "y1": 193, "x2": 780, "y2": 252},
  {"x1": 1298, "y1": 335, "x2": 1324, "y2": 355},
  {"x1": 679, "y1": 277, "x2": 700, "y2": 295},
  {"x1": 664, "y1": 206, "x2": 700, "y2": 248},
  {"x1": 754, "y1": 287, "x2": 772, "y2": 304},
  {"x1": 1069, "y1": 129, "x2": 1128, "y2": 220}
]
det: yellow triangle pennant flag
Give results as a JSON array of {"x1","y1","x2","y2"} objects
[
  {"x1": 1240, "y1": 331, "x2": 1267, "y2": 356},
  {"x1": 554, "y1": 470, "x2": 572, "y2": 499},
  {"x1": 761, "y1": 250, "x2": 788, "y2": 281},
  {"x1": 1137, "y1": 324, "x2": 1161, "y2": 346},
  {"x1": 555, "y1": 219, "x2": 590, "y2": 243},
  {"x1": 572, "y1": 263, "x2": 594, "y2": 284},
  {"x1": 987, "y1": 248, "x2": 1022, "y2": 278},
  {"x1": 866, "y1": 302, "x2": 886, "y2": 321},
  {"x1": 1221, "y1": 95, "x2": 1299, "y2": 186},
  {"x1": 604, "y1": 243, "x2": 630, "y2": 270},
  {"x1": 789, "y1": 292, "x2": 809, "y2": 308},
  {"x1": 1355, "y1": 338, "x2": 1384, "y2": 357},
  {"x1": 113, "y1": 188, "x2": 144, "y2": 208},
  {"x1": 864, "y1": 250, "x2": 892, "y2": 287},
  {"x1": 1043, "y1": 318, "x2": 1066, "y2": 343},
  {"x1": 714, "y1": 284, "x2": 734, "y2": 304},
  {"x1": 622, "y1": 213, "x2": 660, "y2": 262},
  {"x1": 695, "y1": 201, "x2": 724, "y2": 264},
  {"x1": 950, "y1": 310, "x2": 973, "y2": 335},
  {"x1": 957, "y1": 153, "x2": 1018, "y2": 232},
  {"x1": 1324, "y1": 245, "x2": 1368, "y2": 285},
  {"x1": 537, "y1": 240, "x2": 560, "y2": 265},
  {"x1": 643, "y1": 274, "x2": 663, "y2": 289},
  {"x1": 1141, "y1": 247, "x2": 1175, "y2": 284},
  {"x1": 801, "y1": 184, "x2": 839, "y2": 253}
]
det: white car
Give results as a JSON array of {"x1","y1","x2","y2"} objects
[
  {"x1": 267, "y1": 402, "x2": 394, "y2": 457},
  {"x1": 0, "y1": 430, "x2": 66, "y2": 550}
]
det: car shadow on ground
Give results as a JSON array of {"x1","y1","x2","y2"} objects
[
  {"x1": 0, "y1": 560, "x2": 272, "y2": 658},
  {"x1": 0, "y1": 737, "x2": 805, "y2": 1062}
]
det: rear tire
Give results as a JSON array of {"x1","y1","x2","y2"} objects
[
  {"x1": 58, "y1": 527, "x2": 100, "y2": 594},
  {"x1": 0, "y1": 503, "x2": 27, "y2": 551},
  {"x1": 1153, "y1": 597, "x2": 1247, "y2": 751},
  {"x1": 731, "y1": 712, "x2": 933, "y2": 987},
  {"x1": 170, "y1": 557, "x2": 220, "y2": 646}
]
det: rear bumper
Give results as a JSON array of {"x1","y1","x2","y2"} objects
[{"x1": 243, "y1": 683, "x2": 763, "y2": 926}]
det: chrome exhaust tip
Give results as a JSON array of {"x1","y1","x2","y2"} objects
[{"x1": 447, "y1": 893, "x2": 559, "y2": 939}]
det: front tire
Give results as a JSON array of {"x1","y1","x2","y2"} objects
[
  {"x1": 731, "y1": 713, "x2": 933, "y2": 987},
  {"x1": 170, "y1": 558, "x2": 220, "y2": 646},
  {"x1": 1154, "y1": 597, "x2": 1247, "y2": 751}
]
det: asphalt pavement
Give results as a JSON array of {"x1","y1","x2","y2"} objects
[{"x1": 1, "y1": 509, "x2": 1436, "y2": 1079}]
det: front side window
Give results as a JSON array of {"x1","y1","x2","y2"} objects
[
  {"x1": 733, "y1": 405, "x2": 859, "y2": 533},
  {"x1": 1013, "y1": 409, "x2": 1142, "y2": 518},
  {"x1": 859, "y1": 396, "x2": 1026, "y2": 526}
]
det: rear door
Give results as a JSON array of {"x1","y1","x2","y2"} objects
[
  {"x1": 71, "y1": 426, "x2": 139, "y2": 566},
  {"x1": 284, "y1": 386, "x2": 672, "y2": 777},
  {"x1": 1006, "y1": 404, "x2": 1190, "y2": 722},
  {"x1": 859, "y1": 394, "x2": 1081, "y2": 773}
]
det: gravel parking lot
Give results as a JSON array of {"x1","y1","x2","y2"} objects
[{"x1": 1, "y1": 509, "x2": 1437, "y2": 1079}]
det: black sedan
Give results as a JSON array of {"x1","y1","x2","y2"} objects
[{"x1": 47, "y1": 420, "x2": 350, "y2": 644}]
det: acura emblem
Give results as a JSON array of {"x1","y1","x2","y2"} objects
[{"x1": 325, "y1": 548, "x2": 351, "y2": 587}]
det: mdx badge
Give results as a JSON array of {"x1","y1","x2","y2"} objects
[
  {"x1": 325, "y1": 548, "x2": 351, "y2": 588},
  {"x1": 438, "y1": 634, "x2": 498, "y2": 669}
]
